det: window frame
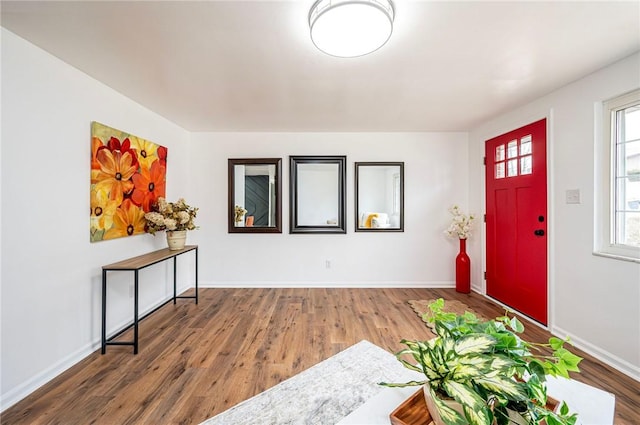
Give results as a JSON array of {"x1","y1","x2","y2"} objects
[{"x1": 596, "y1": 88, "x2": 640, "y2": 262}]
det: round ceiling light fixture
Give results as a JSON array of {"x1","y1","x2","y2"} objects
[{"x1": 309, "y1": 0, "x2": 395, "y2": 58}]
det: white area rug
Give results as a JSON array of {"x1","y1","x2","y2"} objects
[{"x1": 199, "y1": 340, "x2": 418, "y2": 425}]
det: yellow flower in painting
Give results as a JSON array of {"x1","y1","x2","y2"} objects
[
  {"x1": 104, "y1": 199, "x2": 146, "y2": 239},
  {"x1": 90, "y1": 188, "x2": 118, "y2": 231},
  {"x1": 94, "y1": 149, "x2": 137, "y2": 204},
  {"x1": 129, "y1": 136, "x2": 159, "y2": 171}
]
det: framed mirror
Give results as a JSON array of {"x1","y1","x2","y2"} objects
[
  {"x1": 290, "y1": 155, "x2": 346, "y2": 234},
  {"x1": 228, "y1": 158, "x2": 282, "y2": 233},
  {"x1": 355, "y1": 162, "x2": 404, "y2": 232}
]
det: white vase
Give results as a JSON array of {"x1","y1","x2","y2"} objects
[
  {"x1": 423, "y1": 385, "x2": 462, "y2": 425},
  {"x1": 166, "y1": 230, "x2": 187, "y2": 250}
]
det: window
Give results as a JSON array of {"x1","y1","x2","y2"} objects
[
  {"x1": 597, "y1": 89, "x2": 640, "y2": 261},
  {"x1": 493, "y1": 135, "x2": 533, "y2": 179}
]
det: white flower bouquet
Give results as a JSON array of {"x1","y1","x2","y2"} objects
[
  {"x1": 445, "y1": 205, "x2": 475, "y2": 240},
  {"x1": 144, "y1": 197, "x2": 198, "y2": 235}
]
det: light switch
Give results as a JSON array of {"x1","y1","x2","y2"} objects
[{"x1": 566, "y1": 189, "x2": 581, "y2": 204}]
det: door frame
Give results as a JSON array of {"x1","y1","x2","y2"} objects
[{"x1": 480, "y1": 111, "x2": 554, "y2": 330}]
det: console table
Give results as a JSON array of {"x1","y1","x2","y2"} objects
[{"x1": 101, "y1": 245, "x2": 198, "y2": 354}]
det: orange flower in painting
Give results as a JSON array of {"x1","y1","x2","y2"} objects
[
  {"x1": 104, "y1": 199, "x2": 146, "y2": 239},
  {"x1": 91, "y1": 137, "x2": 105, "y2": 184},
  {"x1": 131, "y1": 160, "x2": 166, "y2": 212},
  {"x1": 91, "y1": 137, "x2": 103, "y2": 170},
  {"x1": 106, "y1": 137, "x2": 139, "y2": 170},
  {"x1": 94, "y1": 149, "x2": 137, "y2": 204}
]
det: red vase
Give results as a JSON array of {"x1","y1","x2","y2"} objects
[{"x1": 456, "y1": 238, "x2": 471, "y2": 293}]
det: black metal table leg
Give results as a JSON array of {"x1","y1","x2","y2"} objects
[
  {"x1": 173, "y1": 256, "x2": 177, "y2": 304},
  {"x1": 134, "y1": 270, "x2": 139, "y2": 355},
  {"x1": 195, "y1": 247, "x2": 199, "y2": 304},
  {"x1": 101, "y1": 269, "x2": 107, "y2": 354}
]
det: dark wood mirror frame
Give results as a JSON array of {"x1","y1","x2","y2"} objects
[
  {"x1": 355, "y1": 162, "x2": 404, "y2": 232},
  {"x1": 289, "y1": 155, "x2": 347, "y2": 234},
  {"x1": 228, "y1": 158, "x2": 282, "y2": 233}
]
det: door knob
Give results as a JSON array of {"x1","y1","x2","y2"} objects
[{"x1": 534, "y1": 229, "x2": 545, "y2": 236}]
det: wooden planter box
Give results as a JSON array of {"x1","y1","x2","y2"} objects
[
  {"x1": 389, "y1": 388, "x2": 560, "y2": 425},
  {"x1": 389, "y1": 389, "x2": 434, "y2": 425}
]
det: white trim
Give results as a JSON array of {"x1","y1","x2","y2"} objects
[
  {"x1": 551, "y1": 325, "x2": 640, "y2": 383},
  {"x1": 594, "y1": 89, "x2": 640, "y2": 261},
  {"x1": 0, "y1": 339, "x2": 96, "y2": 412},
  {"x1": 546, "y1": 110, "x2": 555, "y2": 331},
  {"x1": 0, "y1": 286, "x2": 191, "y2": 412},
  {"x1": 485, "y1": 290, "x2": 640, "y2": 382},
  {"x1": 480, "y1": 113, "x2": 554, "y2": 326},
  {"x1": 482, "y1": 293, "x2": 550, "y2": 331},
  {"x1": 198, "y1": 281, "x2": 456, "y2": 289}
]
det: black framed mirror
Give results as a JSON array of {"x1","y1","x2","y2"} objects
[
  {"x1": 228, "y1": 158, "x2": 282, "y2": 233},
  {"x1": 290, "y1": 155, "x2": 347, "y2": 234},
  {"x1": 355, "y1": 162, "x2": 404, "y2": 232}
]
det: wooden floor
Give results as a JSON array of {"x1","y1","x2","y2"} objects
[{"x1": 2, "y1": 288, "x2": 639, "y2": 424}]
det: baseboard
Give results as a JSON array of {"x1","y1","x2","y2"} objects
[
  {"x1": 0, "y1": 337, "x2": 96, "y2": 412},
  {"x1": 0, "y1": 285, "x2": 191, "y2": 412},
  {"x1": 479, "y1": 294, "x2": 639, "y2": 382},
  {"x1": 551, "y1": 325, "x2": 640, "y2": 383},
  {"x1": 197, "y1": 280, "x2": 457, "y2": 288}
]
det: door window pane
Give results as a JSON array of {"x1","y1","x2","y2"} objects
[
  {"x1": 507, "y1": 159, "x2": 518, "y2": 177},
  {"x1": 520, "y1": 135, "x2": 532, "y2": 155},
  {"x1": 496, "y1": 162, "x2": 505, "y2": 179},
  {"x1": 520, "y1": 155, "x2": 532, "y2": 175},
  {"x1": 507, "y1": 140, "x2": 518, "y2": 158},
  {"x1": 495, "y1": 145, "x2": 505, "y2": 161}
]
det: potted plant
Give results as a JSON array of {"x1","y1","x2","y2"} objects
[
  {"x1": 144, "y1": 197, "x2": 198, "y2": 250},
  {"x1": 381, "y1": 299, "x2": 582, "y2": 425},
  {"x1": 445, "y1": 205, "x2": 476, "y2": 293},
  {"x1": 234, "y1": 205, "x2": 247, "y2": 227}
]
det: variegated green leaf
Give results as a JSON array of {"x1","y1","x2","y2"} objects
[
  {"x1": 378, "y1": 379, "x2": 427, "y2": 388},
  {"x1": 442, "y1": 381, "x2": 492, "y2": 425},
  {"x1": 474, "y1": 375, "x2": 528, "y2": 401},
  {"x1": 488, "y1": 354, "x2": 517, "y2": 371},
  {"x1": 395, "y1": 357, "x2": 423, "y2": 373},
  {"x1": 450, "y1": 359, "x2": 488, "y2": 381},
  {"x1": 435, "y1": 319, "x2": 454, "y2": 337},
  {"x1": 453, "y1": 334, "x2": 496, "y2": 355},
  {"x1": 442, "y1": 381, "x2": 486, "y2": 410},
  {"x1": 442, "y1": 338, "x2": 456, "y2": 360},
  {"x1": 525, "y1": 373, "x2": 547, "y2": 404},
  {"x1": 429, "y1": 389, "x2": 468, "y2": 425},
  {"x1": 457, "y1": 354, "x2": 494, "y2": 368},
  {"x1": 462, "y1": 404, "x2": 493, "y2": 425}
]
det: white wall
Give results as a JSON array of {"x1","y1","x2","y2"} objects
[
  {"x1": 0, "y1": 29, "x2": 192, "y2": 408},
  {"x1": 468, "y1": 53, "x2": 640, "y2": 380},
  {"x1": 10, "y1": 22, "x2": 636, "y2": 413},
  {"x1": 188, "y1": 132, "x2": 470, "y2": 286}
]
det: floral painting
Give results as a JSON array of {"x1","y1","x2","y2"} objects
[{"x1": 90, "y1": 121, "x2": 167, "y2": 242}]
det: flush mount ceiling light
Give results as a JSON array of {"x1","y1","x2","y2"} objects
[{"x1": 309, "y1": 0, "x2": 395, "y2": 58}]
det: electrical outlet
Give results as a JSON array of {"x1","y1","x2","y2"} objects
[
  {"x1": 566, "y1": 189, "x2": 581, "y2": 204},
  {"x1": 325, "y1": 260, "x2": 331, "y2": 269}
]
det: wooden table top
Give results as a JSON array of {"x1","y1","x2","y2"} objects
[{"x1": 102, "y1": 245, "x2": 198, "y2": 270}]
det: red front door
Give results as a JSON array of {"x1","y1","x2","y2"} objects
[{"x1": 485, "y1": 119, "x2": 548, "y2": 325}]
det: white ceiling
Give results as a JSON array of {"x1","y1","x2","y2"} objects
[{"x1": 2, "y1": 1, "x2": 639, "y2": 132}]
